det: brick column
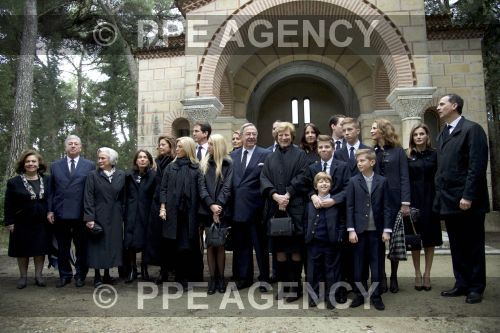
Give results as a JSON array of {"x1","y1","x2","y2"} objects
[
  {"x1": 387, "y1": 87, "x2": 437, "y2": 148},
  {"x1": 181, "y1": 96, "x2": 224, "y2": 124}
]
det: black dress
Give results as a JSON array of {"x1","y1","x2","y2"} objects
[
  {"x1": 408, "y1": 149, "x2": 443, "y2": 247},
  {"x1": 124, "y1": 169, "x2": 156, "y2": 251},
  {"x1": 83, "y1": 170, "x2": 125, "y2": 269},
  {"x1": 4, "y1": 176, "x2": 50, "y2": 257}
]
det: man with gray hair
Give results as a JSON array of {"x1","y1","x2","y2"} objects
[
  {"x1": 231, "y1": 123, "x2": 272, "y2": 291},
  {"x1": 47, "y1": 135, "x2": 95, "y2": 287}
]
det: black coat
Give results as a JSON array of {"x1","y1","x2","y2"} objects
[
  {"x1": 433, "y1": 117, "x2": 490, "y2": 215},
  {"x1": 198, "y1": 158, "x2": 233, "y2": 216},
  {"x1": 4, "y1": 175, "x2": 51, "y2": 257},
  {"x1": 160, "y1": 158, "x2": 200, "y2": 240},
  {"x1": 83, "y1": 169, "x2": 125, "y2": 269},
  {"x1": 145, "y1": 155, "x2": 173, "y2": 265},
  {"x1": 334, "y1": 142, "x2": 371, "y2": 176},
  {"x1": 374, "y1": 145, "x2": 411, "y2": 222},
  {"x1": 304, "y1": 202, "x2": 344, "y2": 244},
  {"x1": 346, "y1": 173, "x2": 392, "y2": 234},
  {"x1": 408, "y1": 149, "x2": 442, "y2": 247},
  {"x1": 260, "y1": 145, "x2": 310, "y2": 235},
  {"x1": 124, "y1": 169, "x2": 156, "y2": 250}
]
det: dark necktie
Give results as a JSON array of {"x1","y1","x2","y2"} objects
[
  {"x1": 323, "y1": 162, "x2": 327, "y2": 172},
  {"x1": 274, "y1": 144, "x2": 278, "y2": 152},
  {"x1": 241, "y1": 150, "x2": 248, "y2": 173},
  {"x1": 442, "y1": 124, "x2": 452, "y2": 141},
  {"x1": 335, "y1": 140, "x2": 341, "y2": 151},
  {"x1": 70, "y1": 159, "x2": 75, "y2": 175},
  {"x1": 197, "y1": 146, "x2": 203, "y2": 161},
  {"x1": 349, "y1": 146, "x2": 355, "y2": 161}
]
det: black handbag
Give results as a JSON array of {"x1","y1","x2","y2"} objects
[
  {"x1": 89, "y1": 222, "x2": 103, "y2": 236},
  {"x1": 205, "y1": 223, "x2": 230, "y2": 248},
  {"x1": 267, "y1": 212, "x2": 294, "y2": 237},
  {"x1": 404, "y1": 208, "x2": 422, "y2": 251}
]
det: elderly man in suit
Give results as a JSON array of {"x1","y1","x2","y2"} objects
[
  {"x1": 434, "y1": 94, "x2": 490, "y2": 304},
  {"x1": 47, "y1": 135, "x2": 95, "y2": 287},
  {"x1": 231, "y1": 123, "x2": 272, "y2": 291}
]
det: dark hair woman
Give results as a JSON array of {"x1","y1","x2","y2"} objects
[
  {"x1": 159, "y1": 137, "x2": 202, "y2": 290},
  {"x1": 370, "y1": 119, "x2": 411, "y2": 293},
  {"x1": 124, "y1": 149, "x2": 156, "y2": 283},
  {"x1": 145, "y1": 136, "x2": 176, "y2": 283},
  {"x1": 84, "y1": 147, "x2": 126, "y2": 288},
  {"x1": 407, "y1": 123, "x2": 442, "y2": 291},
  {"x1": 4, "y1": 150, "x2": 50, "y2": 289},
  {"x1": 198, "y1": 134, "x2": 233, "y2": 294},
  {"x1": 299, "y1": 123, "x2": 321, "y2": 164},
  {"x1": 260, "y1": 122, "x2": 310, "y2": 302}
]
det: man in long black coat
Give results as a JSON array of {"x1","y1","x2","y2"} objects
[{"x1": 434, "y1": 93, "x2": 490, "y2": 304}]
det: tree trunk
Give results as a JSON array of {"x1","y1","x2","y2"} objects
[{"x1": 4, "y1": 0, "x2": 37, "y2": 180}]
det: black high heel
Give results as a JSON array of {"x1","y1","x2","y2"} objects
[
  {"x1": 390, "y1": 276, "x2": 399, "y2": 293},
  {"x1": 423, "y1": 275, "x2": 432, "y2": 291},
  {"x1": 35, "y1": 277, "x2": 46, "y2": 287}
]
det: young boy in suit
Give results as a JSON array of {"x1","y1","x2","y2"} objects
[
  {"x1": 346, "y1": 149, "x2": 392, "y2": 310},
  {"x1": 305, "y1": 172, "x2": 344, "y2": 309}
]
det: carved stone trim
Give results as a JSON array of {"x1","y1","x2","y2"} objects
[
  {"x1": 387, "y1": 87, "x2": 437, "y2": 119},
  {"x1": 181, "y1": 96, "x2": 224, "y2": 123}
]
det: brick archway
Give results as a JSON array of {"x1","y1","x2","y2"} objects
[{"x1": 197, "y1": 0, "x2": 416, "y2": 98}]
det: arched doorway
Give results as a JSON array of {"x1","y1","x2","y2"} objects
[{"x1": 172, "y1": 117, "x2": 190, "y2": 138}]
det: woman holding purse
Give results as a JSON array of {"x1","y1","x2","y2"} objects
[
  {"x1": 407, "y1": 123, "x2": 442, "y2": 291},
  {"x1": 198, "y1": 134, "x2": 233, "y2": 294}
]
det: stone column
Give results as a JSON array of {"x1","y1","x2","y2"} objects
[
  {"x1": 181, "y1": 96, "x2": 224, "y2": 124},
  {"x1": 387, "y1": 87, "x2": 436, "y2": 148}
]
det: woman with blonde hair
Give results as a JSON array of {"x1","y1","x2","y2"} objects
[
  {"x1": 406, "y1": 123, "x2": 442, "y2": 291},
  {"x1": 198, "y1": 134, "x2": 233, "y2": 294},
  {"x1": 370, "y1": 119, "x2": 411, "y2": 293},
  {"x1": 159, "y1": 136, "x2": 202, "y2": 289}
]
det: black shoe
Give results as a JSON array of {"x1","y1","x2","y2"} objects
[
  {"x1": 94, "y1": 277, "x2": 103, "y2": 288},
  {"x1": 103, "y1": 275, "x2": 116, "y2": 285},
  {"x1": 326, "y1": 300, "x2": 335, "y2": 310},
  {"x1": 56, "y1": 278, "x2": 72, "y2": 288},
  {"x1": 390, "y1": 276, "x2": 399, "y2": 293},
  {"x1": 350, "y1": 295, "x2": 364, "y2": 308},
  {"x1": 441, "y1": 287, "x2": 467, "y2": 297},
  {"x1": 125, "y1": 268, "x2": 138, "y2": 284},
  {"x1": 371, "y1": 297, "x2": 385, "y2": 311},
  {"x1": 259, "y1": 284, "x2": 269, "y2": 293},
  {"x1": 336, "y1": 286, "x2": 348, "y2": 304},
  {"x1": 217, "y1": 278, "x2": 226, "y2": 293},
  {"x1": 308, "y1": 299, "x2": 318, "y2": 308},
  {"x1": 75, "y1": 278, "x2": 85, "y2": 288},
  {"x1": 236, "y1": 280, "x2": 252, "y2": 290},
  {"x1": 155, "y1": 274, "x2": 167, "y2": 285},
  {"x1": 16, "y1": 277, "x2": 27, "y2": 289},
  {"x1": 141, "y1": 265, "x2": 150, "y2": 281},
  {"x1": 35, "y1": 277, "x2": 46, "y2": 287},
  {"x1": 285, "y1": 286, "x2": 302, "y2": 303},
  {"x1": 207, "y1": 279, "x2": 216, "y2": 295},
  {"x1": 465, "y1": 292, "x2": 483, "y2": 304}
]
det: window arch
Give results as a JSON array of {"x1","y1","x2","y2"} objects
[{"x1": 172, "y1": 117, "x2": 190, "y2": 138}]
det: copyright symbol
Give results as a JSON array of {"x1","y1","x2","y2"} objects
[
  {"x1": 93, "y1": 22, "x2": 118, "y2": 46},
  {"x1": 93, "y1": 284, "x2": 118, "y2": 309}
]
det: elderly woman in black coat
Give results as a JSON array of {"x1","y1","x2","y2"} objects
[
  {"x1": 84, "y1": 147, "x2": 125, "y2": 288},
  {"x1": 4, "y1": 150, "x2": 51, "y2": 289},
  {"x1": 198, "y1": 134, "x2": 233, "y2": 294},
  {"x1": 159, "y1": 136, "x2": 202, "y2": 290},
  {"x1": 260, "y1": 122, "x2": 310, "y2": 302},
  {"x1": 124, "y1": 149, "x2": 156, "y2": 283}
]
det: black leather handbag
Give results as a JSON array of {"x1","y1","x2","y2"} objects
[
  {"x1": 267, "y1": 212, "x2": 293, "y2": 237},
  {"x1": 405, "y1": 208, "x2": 422, "y2": 251},
  {"x1": 205, "y1": 223, "x2": 230, "y2": 248}
]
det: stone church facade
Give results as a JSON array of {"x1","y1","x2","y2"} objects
[{"x1": 135, "y1": 0, "x2": 493, "y2": 215}]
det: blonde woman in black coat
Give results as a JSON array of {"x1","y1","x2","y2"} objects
[
  {"x1": 4, "y1": 150, "x2": 50, "y2": 289},
  {"x1": 198, "y1": 134, "x2": 233, "y2": 294}
]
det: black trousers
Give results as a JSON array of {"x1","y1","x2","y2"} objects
[
  {"x1": 353, "y1": 231, "x2": 384, "y2": 297},
  {"x1": 306, "y1": 239, "x2": 341, "y2": 301},
  {"x1": 54, "y1": 219, "x2": 88, "y2": 280},
  {"x1": 444, "y1": 211, "x2": 486, "y2": 294},
  {"x1": 232, "y1": 219, "x2": 270, "y2": 282}
]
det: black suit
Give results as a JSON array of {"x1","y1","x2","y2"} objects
[
  {"x1": 434, "y1": 116, "x2": 489, "y2": 294},
  {"x1": 231, "y1": 146, "x2": 271, "y2": 283},
  {"x1": 334, "y1": 142, "x2": 370, "y2": 177},
  {"x1": 346, "y1": 173, "x2": 392, "y2": 296}
]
